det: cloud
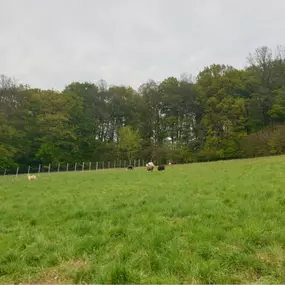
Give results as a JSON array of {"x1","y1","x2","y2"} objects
[{"x1": 1, "y1": 0, "x2": 285, "y2": 90}]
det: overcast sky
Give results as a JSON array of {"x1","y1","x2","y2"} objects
[{"x1": 1, "y1": 0, "x2": 285, "y2": 90}]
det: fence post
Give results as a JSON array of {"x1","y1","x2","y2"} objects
[
  {"x1": 108, "y1": 161, "x2": 110, "y2": 169},
  {"x1": 102, "y1": 161, "x2": 104, "y2": 170},
  {"x1": 48, "y1": 164, "x2": 51, "y2": 174},
  {"x1": 38, "y1": 164, "x2": 41, "y2": 174},
  {"x1": 96, "y1": 161, "x2": 98, "y2": 171},
  {"x1": 82, "y1": 162, "x2": 85, "y2": 172},
  {"x1": 74, "y1": 163, "x2": 77, "y2": 172},
  {"x1": 138, "y1": 159, "x2": 140, "y2": 167},
  {"x1": 28, "y1": 165, "x2": 31, "y2": 175},
  {"x1": 57, "y1": 163, "x2": 60, "y2": 172},
  {"x1": 66, "y1": 163, "x2": 69, "y2": 172},
  {"x1": 16, "y1": 167, "x2": 19, "y2": 177},
  {"x1": 89, "y1": 162, "x2": 91, "y2": 171},
  {"x1": 4, "y1": 169, "x2": 6, "y2": 176}
]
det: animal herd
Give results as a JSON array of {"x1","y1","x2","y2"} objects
[
  {"x1": 27, "y1": 161, "x2": 168, "y2": 181},
  {"x1": 128, "y1": 161, "x2": 166, "y2": 172}
]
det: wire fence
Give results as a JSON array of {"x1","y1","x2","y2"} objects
[{"x1": 0, "y1": 159, "x2": 161, "y2": 176}]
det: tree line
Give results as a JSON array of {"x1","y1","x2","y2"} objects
[{"x1": 1, "y1": 45, "x2": 285, "y2": 170}]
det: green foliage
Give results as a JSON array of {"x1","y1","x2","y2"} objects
[
  {"x1": 117, "y1": 126, "x2": 140, "y2": 160},
  {"x1": 198, "y1": 65, "x2": 247, "y2": 159},
  {"x1": 1, "y1": 45, "x2": 285, "y2": 168},
  {"x1": 240, "y1": 125, "x2": 285, "y2": 157},
  {"x1": 269, "y1": 88, "x2": 285, "y2": 122}
]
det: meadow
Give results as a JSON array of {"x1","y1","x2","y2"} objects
[{"x1": 1, "y1": 156, "x2": 285, "y2": 284}]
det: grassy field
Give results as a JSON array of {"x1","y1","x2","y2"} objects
[{"x1": 1, "y1": 156, "x2": 285, "y2": 284}]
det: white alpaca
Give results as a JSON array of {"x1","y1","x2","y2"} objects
[
  {"x1": 146, "y1": 162, "x2": 154, "y2": 171},
  {"x1": 27, "y1": 174, "x2": 37, "y2": 181}
]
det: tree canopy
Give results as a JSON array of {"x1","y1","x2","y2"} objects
[{"x1": 1, "y1": 45, "x2": 285, "y2": 169}]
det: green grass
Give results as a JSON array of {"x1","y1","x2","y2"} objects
[{"x1": 1, "y1": 156, "x2": 285, "y2": 284}]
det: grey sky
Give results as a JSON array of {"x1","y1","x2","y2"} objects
[{"x1": 1, "y1": 0, "x2": 285, "y2": 90}]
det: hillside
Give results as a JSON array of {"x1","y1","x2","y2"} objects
[{"x1": 1, "y1": 156, "x2": 285, "y2": 283}]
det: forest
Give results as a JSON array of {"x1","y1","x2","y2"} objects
[{"x1": 1, "y1": 45, "x2": 285, "y2": 170}]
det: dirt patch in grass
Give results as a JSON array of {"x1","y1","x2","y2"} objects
[
  {"x1": 21, "y1": 259, "x2": 88, "y2": 284},
  {"x1": 167, "y1": 217, "x2": 187, "y2": 225},
  {"x1": 256, "y1": 252, "x2": 285, "y2": 267},
  {"x1": 256, "y1": 252, "x2": 272, "y2": 264},
  {"x1": 61, "y1": 259, "x2": 88, "y2": 270},
  {"x1": 223, "y1": 244, "x2": 240, "y2": 252}
]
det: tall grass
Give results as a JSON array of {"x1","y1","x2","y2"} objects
[{"x1": 1, "y1": 156, "x2": 285, "y2": 283}]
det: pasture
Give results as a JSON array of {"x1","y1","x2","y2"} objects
[{"x1": 1, "y1": 156, "x2": 285, "y2": 283}]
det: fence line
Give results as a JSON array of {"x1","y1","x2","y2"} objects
[{"x1": 0, "y1": 159, "x2": 165, "y2": 176}]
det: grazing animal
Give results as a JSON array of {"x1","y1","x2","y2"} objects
[
  {"x1": 27, "y1": 174, "x2": 37, "y2": 181},
  {"x1": 146, "y1": 162, "x2": 154, "y2": 172},
  {"x1": 157, "y1": 165, "x2": 165, "y2": 171},
  {"x1": 127, "y1": 165, "x2": 134, "y2": 170}
]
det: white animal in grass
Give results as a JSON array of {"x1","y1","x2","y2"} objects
[
  {"x1": 146, "y1": 162, "x2": 154, "y2": 171},
  {"x1": 27, "y1": 174, "x2": 37, "y2": 180}
]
